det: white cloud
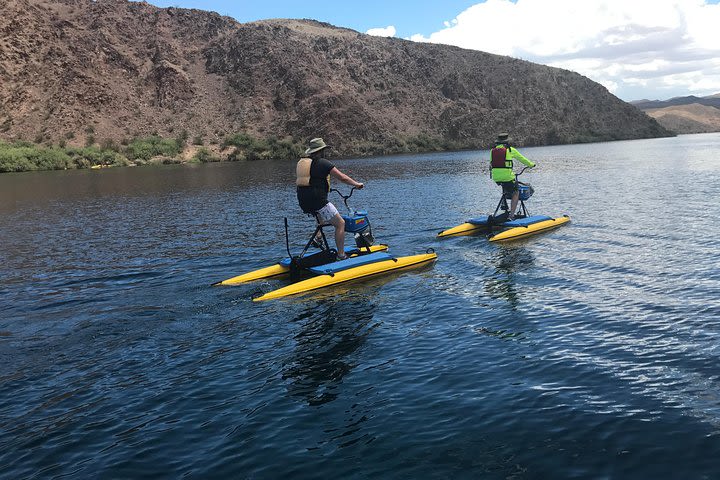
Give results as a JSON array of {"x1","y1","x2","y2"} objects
[
  {"x1": 409, "y1": 0, "x2": 720, "y2": 100},
  {"x1": 366, "y1": 25, "x2": 396, "y2": 37}
]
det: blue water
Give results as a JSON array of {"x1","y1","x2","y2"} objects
[{"x1": 2, "y1": 133, "x2": 720, "y2": 478}]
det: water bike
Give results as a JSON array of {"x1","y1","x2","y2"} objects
[
  {"x1": 437, "y1": 167, "x2": 570, "y2": 241},
  {"x1": 213, "y1": 187, "x2": 437, "y2": 301}
]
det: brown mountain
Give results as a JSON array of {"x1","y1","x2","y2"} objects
[
  {"x1": 632, "y1": 94, "x2": 720, "y2": 134},
  {"x1": 0, "y1": 0, "x2": 672, "y2": 156}
]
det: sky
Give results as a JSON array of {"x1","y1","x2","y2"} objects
[{"x1": 146, "y1": 0, "x2": 720, "y2": 102}]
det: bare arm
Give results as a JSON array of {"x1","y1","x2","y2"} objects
[{"x1": 330, "y1": 167, "x2": 364, "y2": 189}]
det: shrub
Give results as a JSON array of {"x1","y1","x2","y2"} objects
[
  {"x1": 222, "y1": 132, "x2": 257, "y2": 150},
  {"x1": 66, "y1": 146, "x2": 125, "y2": 168},
  {"x1": 100, "y1": 138, "x2": 119, "y2": 151},
  {"x1": 124, "y1": 136, "x2": 182, "y2": 160},
  {"x1": 265, "y1": 136, "x2": 302, "y2": 160},
  {"x1": 175, "y1": 129, "x2": 189, "y2": 146},
  {"x1": 0, "y1": 141, "x2": 72, "y2": 172},
  {"x1": 223, "y1": 132, "x2": 302, "y2": 160},
  {"x1": 192, "y1": 147, "x2": 219, "y2": 163}
]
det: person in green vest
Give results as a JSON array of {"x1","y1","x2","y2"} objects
[{"x1": 490, "y1": 132, "x2": 535, "y2": 220}]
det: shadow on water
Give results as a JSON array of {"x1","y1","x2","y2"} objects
[
  {"x1": 484, "y1": 245, "x2": 535, "y2": 310},
  {"x1": 282, "y1": 292, "x2": 379, "y2": 407}
]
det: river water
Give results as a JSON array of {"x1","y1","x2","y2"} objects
[{"x1": 1, "y1": 133, "x2": 720, "y2": 478}]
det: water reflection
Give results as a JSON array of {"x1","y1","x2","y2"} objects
[
  {"x1": 484, "y1": 246, "x2": 535, "y2": 310},
  {"x1": 283, "y1": 293, "x2": 378, "y2": 406}
]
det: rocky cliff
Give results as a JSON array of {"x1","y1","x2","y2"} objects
[{"x1": 0, "y1": 0, "x2": 672, "y2": 156}]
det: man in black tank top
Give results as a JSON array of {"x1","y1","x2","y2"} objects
[{"x1": 296, "y1": 138, "x2": 364, "y2": 260}]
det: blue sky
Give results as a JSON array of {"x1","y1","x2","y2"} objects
[
  {"x1": 147, "y1": 0, "x2": 480, "y2": 39},
  {"x1": 146, "y1": 0, "x2": 720, "y2": 101}
]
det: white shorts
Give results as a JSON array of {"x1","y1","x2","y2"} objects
[{"x1": 316, "y1": 202, "x2": 339, "y2": 224}]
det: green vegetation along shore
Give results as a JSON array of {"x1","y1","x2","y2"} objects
[
  {"x1": 0, "y1": 134, "x2": 301, "y2": 173},
  {"x1": 0, "y1": 133, "x2": 467, "y2": 173}
]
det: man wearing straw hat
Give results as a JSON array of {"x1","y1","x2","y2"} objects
[
  {"x1": 490, "y1": 132, "x2": 535, "y2": 220},
  {"x1": 296, "y1": 137, "x2": 364, "y2": 260}
]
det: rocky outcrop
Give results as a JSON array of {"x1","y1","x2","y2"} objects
[{"x1": 0, "y1": 0, "x2": 672, "y2": 155}]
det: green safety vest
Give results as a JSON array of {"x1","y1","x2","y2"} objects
[{"x1": 490, "y1": 143, "x2": 535, "y2": 182}]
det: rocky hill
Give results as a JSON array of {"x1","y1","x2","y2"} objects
[
  {"x1": 632, "y1": 95, "x2": 720, "y2": 134},
  {"x1": 0, "y1": 0, "x2": 672, "y2": 157}
]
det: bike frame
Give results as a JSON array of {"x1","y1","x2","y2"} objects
[
  {"x1": 491, "y1": 167, "x2": 531, "y2": 219},
  {"x1": 285, "y1": 187, "x2": 367, "y2": 260}
]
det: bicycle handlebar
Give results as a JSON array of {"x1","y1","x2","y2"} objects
[
  {"x1": 329, "y1": 187, "x2": 357, "y2": 211},
  {"x1": 329, "y1": 187, "x2": 356, "y2": 201}
]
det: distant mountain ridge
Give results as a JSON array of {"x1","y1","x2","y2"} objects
[
  {"x1": 0, "y1": 0, "x2": 672, "y2": 157},
  {"x1": 631, "y1": 95, "x2": 720, "y2": 110},
  {"x1": 632, "y1": 93, "x2": 720, "y2": 134}
]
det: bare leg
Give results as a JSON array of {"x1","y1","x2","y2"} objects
[
  {"x1": 329, "y1": 214, "x2": 346, "y2": 256},
  {"x1": 312, "y1": 218, "x2": 324, "y2": 246},
  {"x1": 509, "y1": 191, "x2": 520, "y2": 218}
]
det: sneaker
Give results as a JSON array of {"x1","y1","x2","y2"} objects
[
  {"x1": 310, "y1": 236, "x2": 323, "y2": 248},
  {"x1": 336, "y1": 253, "x2": 348, "y2": 261},
  {"x1": 507, "y1": 213, "x2": 515, "y2": 221}
]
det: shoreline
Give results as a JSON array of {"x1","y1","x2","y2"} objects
[{"x1": 0, "y1": 130, "x2": 686, "y2": 174}]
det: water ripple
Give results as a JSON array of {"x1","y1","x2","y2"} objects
[{"x1": 2, "y1": 135, "x2": 720, "y2": 478}]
